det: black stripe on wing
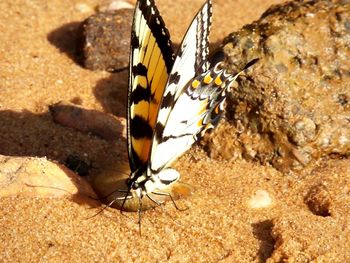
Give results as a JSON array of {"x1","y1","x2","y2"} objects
[
  {"x1": 139, "y1": 0, "x2": 175, "y2": 72},
  {"x1": 157, "y1": 0, "x2": 213, "y2": 113},
  {"x1": 195, "y1": 0, "x2": 212, "y2": 74},
  {"x1": 127, "y1": 0, "x2": 175, "y2": 172}
]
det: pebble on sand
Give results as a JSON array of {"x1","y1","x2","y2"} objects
[
  {"x1": 97, "y1": 0, "x2": 134, "y2": 12},
  {"x1": 75, "y1": 3, "x2": 93, "y2": 13},
  {"x1": 248, "y1": 189, "x2": 273, "y2": 209}
]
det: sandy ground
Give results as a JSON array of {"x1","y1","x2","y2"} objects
[{"x1": 1, "y1": 0, "x2": 349, "y2": 262}]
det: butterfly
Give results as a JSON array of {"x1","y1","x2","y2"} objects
[{"x1": 121, "y1": 0, "x2": 257, "y2": 214}]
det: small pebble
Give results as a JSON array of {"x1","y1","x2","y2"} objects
[
  {"x1": 97, "y1": 0, "x2": 134, "y2": 12},
  {"x1": 75, "y1": 3, "x2": 93, "y2": 13},
  {"x1": 248, "y1": 190, "x2": 273, "y2": 209}
]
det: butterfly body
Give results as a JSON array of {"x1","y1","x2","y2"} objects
[{"x1": 127, "y1": 165, "x2": 179, "y2": 199}]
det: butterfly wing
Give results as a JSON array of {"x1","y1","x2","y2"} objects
[
  {"x1": 149, "y1": 0, "x2": 214, "y2": 174},
  {"x1": 150, "y1": 64, "x2": 243, "y2": 173},
  {"x1": 128, "y1": 0, "x2": 175, "y2": 172},
  {"x1": 154, "y1": 0, "x2": 213, "y2": 132}
]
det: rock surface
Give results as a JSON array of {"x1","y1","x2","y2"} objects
[
  {"x1": 206, "y1": 0, "x2": 350, "y2": 172},
  {"x1": 81, "y1": 8, "x2": 134, "y2": 71}
]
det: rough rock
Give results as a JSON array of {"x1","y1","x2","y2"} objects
[
  {"x1": 81, "y1": 8, "x2": 134, "y2": 71},
  {"x1": 206, "y1": 0, "x2": 350, "y2": 172}
]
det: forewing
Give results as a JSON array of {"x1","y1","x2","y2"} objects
[
  {"x1": 128, "y1": 0, "x2": 175, "y2": 172},
  {"x1": 155, "y1": 0, "x2": 212, "y2": 131},
  {"x1": 170, "y1": 0, "x2": 213, "y2": 94},
  {"x1": 149, "y1": 0, "x2": 212, "y2": 173}
]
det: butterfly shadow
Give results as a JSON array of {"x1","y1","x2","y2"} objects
[{"x1": 93, "y1": 69, "x2": 128, "y2": 117}]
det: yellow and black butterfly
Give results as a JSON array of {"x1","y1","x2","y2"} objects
[{"x1": 124, "y1": 0, "x2": 256, "y2": 212}]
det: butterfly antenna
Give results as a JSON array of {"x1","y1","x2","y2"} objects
[
  {"x1": 25, "y1": 183, "x2": 72, "y2": 194},
  {"x1": 243, "y1": 58, "x2": 259, "y2": 71},
  {"x1": 146, "y1": 194, "x2": 183, "y2": 226}
]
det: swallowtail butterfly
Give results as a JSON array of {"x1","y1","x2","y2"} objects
[{"x1": 123, "y1": 0, "x2": 257, "y2": 213}]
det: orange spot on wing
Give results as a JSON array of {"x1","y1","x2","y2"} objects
[
  {"x1": 192, "y1": 79, "x2": 200, "y2": 89},
  {"x1": 215, "y1": 105, "x2": 219, "y2": 114},
  {"x1": 204, "y1": 73, "x2": 213, "y2": 84},
  {"x1": 214, "y1": 76, "x2": 223, "y2": 86},
  {"x1": 195, "y1": 99, "x2": 209, "y2": 127},
  {"x1": 197, "y1": 116, "x2": 205, "y2": 127}
]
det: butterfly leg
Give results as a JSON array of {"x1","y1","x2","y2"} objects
[
  {"x1": 86, "y1": 198, "x2": 118, "y2": 219},
  {"x1": 146, "y1": 193, "x2": 183, "y2": 225},
  {"x1": 87, "y1": 189, "x2": 133, "y2": 219},
  {"x1": 138, "y1": 196, "x2": 143, "y2": 235},
  {"x1": 152, "y1": 191, "x2": 188, "y2": 211},
  {"x1": 146, "y1": 193, "x2": 162, "y2": 206},
  {"x1": 120, "y1": 188, "x2": 133, "y2": 214}
]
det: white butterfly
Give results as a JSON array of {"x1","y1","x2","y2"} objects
[{"x1": 123, "y1": 0, "x2": 256, "y2": 212}]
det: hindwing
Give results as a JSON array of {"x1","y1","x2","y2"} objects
[{"x1": 150, "y1": 63, "x2": 242, "y2": 173}]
